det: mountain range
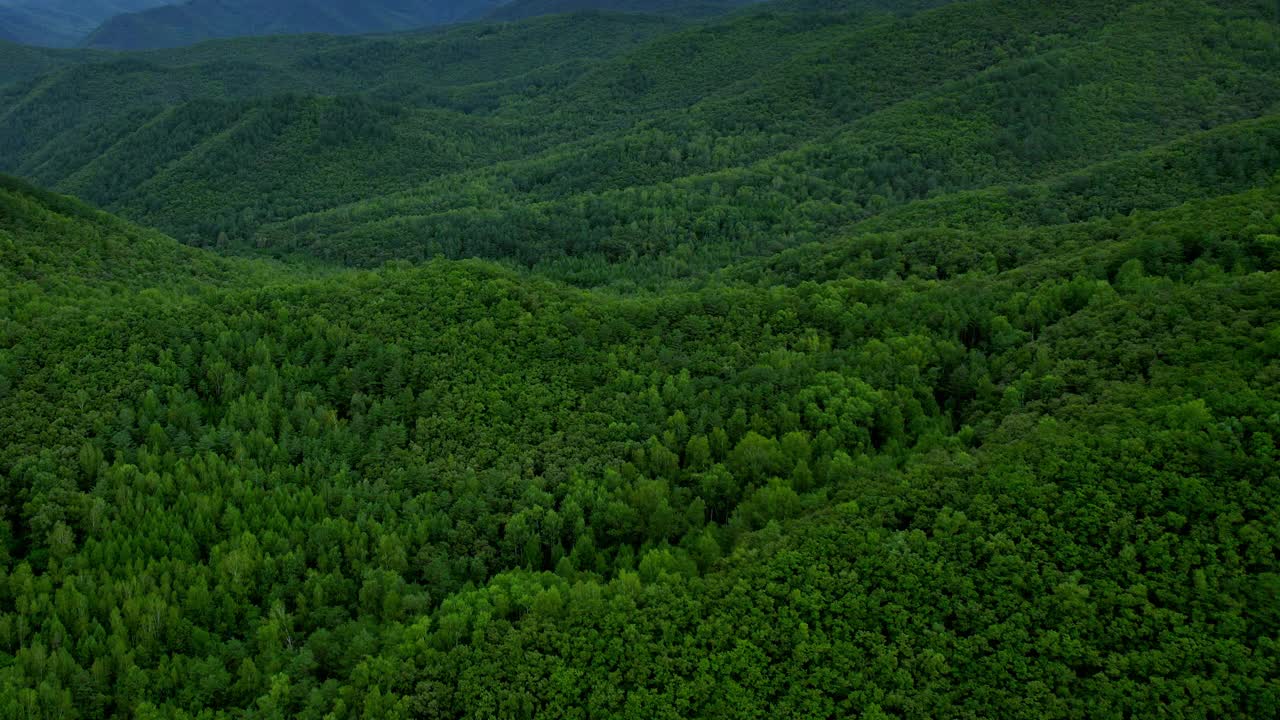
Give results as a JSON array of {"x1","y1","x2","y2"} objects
[
  {"x1": 0, "y1": 0, "x2": 765, "y2": 50},
  {"x1": 81, "y1": 0, "x2": 512, "y2": 50},
  {"x1": 0, "y1": 0, "x2": 168, "y2": 46}
]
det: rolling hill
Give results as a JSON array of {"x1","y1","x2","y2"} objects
[
  {"x1": 0, "y1": 0, "x2": 1278, "y2": 716},
  {"x1": 5, "y1": 0, "x2": 1277, "y2": 285},
  {"x1": 2, "y1": 162, "x2": 1277, "y2": 715}
]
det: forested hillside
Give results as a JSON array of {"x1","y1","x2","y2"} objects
[
  {"x1": 4, "y1": 0, "x2": 1278, "y2": 287},
  {"x1": 1, "y1": 0, "x2": 1278, "y2": 717},
  {"x1": 0, "y1": 40, "x2": 97, "y2": 87}
]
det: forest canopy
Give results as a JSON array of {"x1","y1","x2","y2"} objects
[{"x1": 0, "y1": 0, "x2": 1278, "y2": 717}]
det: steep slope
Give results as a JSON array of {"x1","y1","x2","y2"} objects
[
  {"x1": 0, "y1": 174, "x2": 293, "y2": 291},
  {"x1": 82, "y1": 0, "x2": 512, "y2": 50}
]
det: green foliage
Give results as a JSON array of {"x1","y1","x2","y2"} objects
[
  {"x1": 0, "y1": 0, "x2": 1278, "y2": 717},
  {"x1": 7, "y1": 0, "x2": 1278, "y2": 288},
  {"x1": 2, "y1": 158, "x2": 1277, "y2": 716}
]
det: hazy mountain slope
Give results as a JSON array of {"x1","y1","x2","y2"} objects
[
  {"x1": 487, "y1": 0, "x2": 758, "y2": 20},
  {"x1": 0, "y1": 6, "x2": 86, "y2": 47},
  {"x1": 0, "y1": 40, "x2": 100, "y2": 87},
  {"x1": 82, "y1": 0, "x2": 511, "y2": 50},
  {"x1": 0, "y1": 0, "x2": 169, "y2": 47}
]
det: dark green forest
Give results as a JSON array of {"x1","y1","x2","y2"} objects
[{"x1": 1, "y1": 0, "x2": 1278, "y2": 717}]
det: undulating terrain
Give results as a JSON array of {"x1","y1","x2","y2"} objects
[
  {"x1": 1, "y1": 0, "x2": 1278, "y2": 717},
  {"x1": 0, "y1": 0, "x2": 170, "y2": 47}
]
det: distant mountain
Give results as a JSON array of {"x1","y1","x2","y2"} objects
[
  {"x1": 487, "y1": 0, "x2": 758, "y2": 21},
  {"x1": 0, "y1": 0, "x2": 168, "y2": 47},
  {"x1": 83, "y1": 0, "x2": 512, "y2": 50}
]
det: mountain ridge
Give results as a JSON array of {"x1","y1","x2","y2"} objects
[
  {"x1": 0, "y1": 0, "x2": 169, "y2": 47},
  {"x1": 23, "y1": 0, "x2": 1277, "y2": 275},
  {"x1": 487, "y1": 0, "x2": 760, "y2": 20},
  {"x1": 82, "y1": 0, "x2": 513, "y2": 50}
]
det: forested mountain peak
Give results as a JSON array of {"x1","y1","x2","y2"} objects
[{"x1": 1, "y1": 0, "x2": 1278, "y2": 717}]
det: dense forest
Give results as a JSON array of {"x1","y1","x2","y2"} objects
[
  {"x1": 1, "y1": 0, "x2": 1278, "y2": 717},
  {"x1": 4, "y1": 0, "x2": 1279, "y2": 287}
]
